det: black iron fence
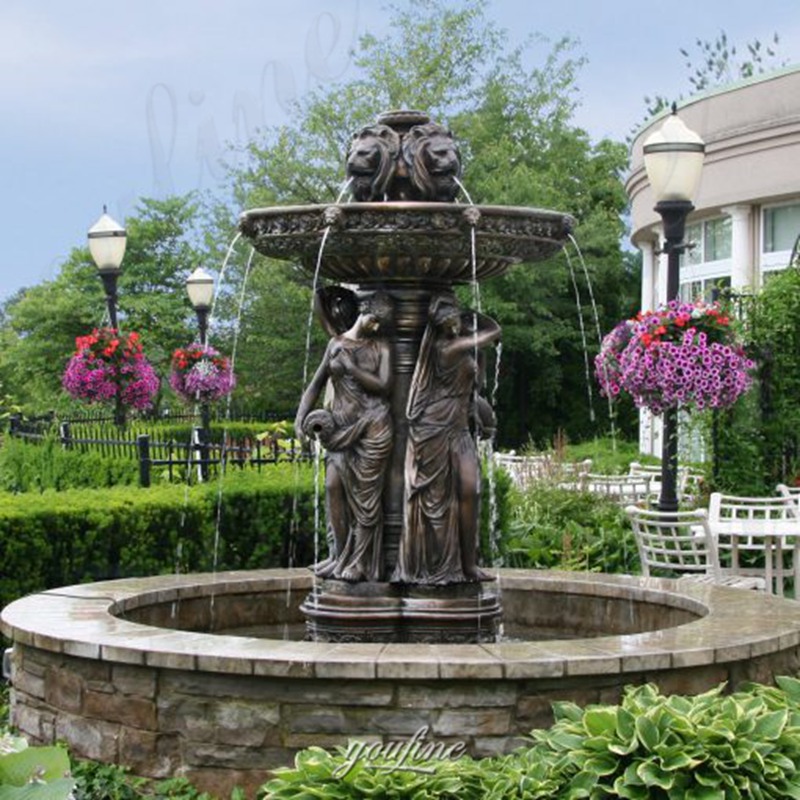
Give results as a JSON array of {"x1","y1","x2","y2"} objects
[
  {"x1": 7, "y1": 414, "x2": 310, "y2": 487},
  {"x1": 136, "y1": 430, "x2": 310, "y2": 487}
]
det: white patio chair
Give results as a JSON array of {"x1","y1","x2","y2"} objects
[
  {"x1": 628, "y1": 462, "x2": 705, "y2": 506},
  {"x1": 581, "y1": 473, "x2": 652, "y2": 507},
  {"x1": 776, "y1": 484, "x2": 800, "y2": 515},
  {"x1": 494, "y1": 453, "x2": 592, "y2": 490},
  {"x1": 493, "y1": 452, "x2": 551, "y2": 488},
  {"x1": 625, "y1": 505, "x2": 764, "y2": 590}
]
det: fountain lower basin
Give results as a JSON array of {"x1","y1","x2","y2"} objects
[{"x1": 3, "y1": 568, "x2": 800, "y2": 797}]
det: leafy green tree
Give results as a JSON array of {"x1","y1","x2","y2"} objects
[
  {"x1": 0, "y1": 253, "x2": 103, "y2": 413},
  {"x1": 0, "y1": 195, "x2": 205, "y2": 414},
  {"x1": 224, "y1": 0, "x2": 634, "y2": 445}
]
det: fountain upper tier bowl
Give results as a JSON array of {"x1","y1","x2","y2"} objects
[{"x1": 239, "y1": 202, "x2": 574, "y2": 283}]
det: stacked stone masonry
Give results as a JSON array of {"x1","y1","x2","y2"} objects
[{"x1": 4, "y1": 569, "x2": 800, "y2": 798}]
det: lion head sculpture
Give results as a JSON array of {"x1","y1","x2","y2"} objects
[
  {"x1": 345, "y1": 124, "x2": 402, "y2": 201},
  {"x1": 401, "y1": 123, "x2": 462, "y2": 202}
]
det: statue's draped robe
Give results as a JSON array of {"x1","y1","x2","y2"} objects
[
  {"x1": 316, "y1": 337, "x2": 392, "y2": 581},
  {"x1": 394, "y1": 326, "x2": 478, "y2": 584}
]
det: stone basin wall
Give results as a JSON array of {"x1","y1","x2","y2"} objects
[{"x1": 4, "y1": 569, "x2": 800, "y2": 798}]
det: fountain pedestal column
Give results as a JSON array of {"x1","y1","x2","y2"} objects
[
  {"x1": 300, "y1": 282, "x2": 502, "y2": 643},
  {"x1": 302, "y1": 579, "x2": 501, "y2": 643}
]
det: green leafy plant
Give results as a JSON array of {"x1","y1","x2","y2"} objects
[
  {"x1": 711, "y1": 268, "x2": 800, "y2": 492},
  {"x1": 0, "y1": 734, "x2": 74, "y2": 800},
  {"x1": 261, "y1": 678, "x2": 800, "y2": 799},
  {"x1": 70, "y1": 760, "x2": 246, "y2": 800},
  {"x1": 522, "y1": 678, "x2": 800, "y2": 799},
  {"x1": 503, "y1": 485, "x2": 638, "y2": 575},
  {"x1": 262, "y1": 744, "x2": 484, "y2": 800},
  {"x1": 0, "y1": 466, "x2": 316, "y2": 609}
]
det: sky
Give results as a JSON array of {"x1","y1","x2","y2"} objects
[{"x1": 2, "y1": 0, "x2": 800, "y2": 304}]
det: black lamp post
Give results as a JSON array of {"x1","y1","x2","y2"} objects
[
  {"x1": 186, "y1": 267, "x2": 214, "y2": 347},
  {"x1": 186, "y1": 267, "x2": 215, "y2": 468},
  {"x1": 88, "y1": 207, "x2": 127, "y2": 425},
  {"x1": 643, "y1": 105, "x2": 705, "y2": 512},
  {"x1": 88, "y1": 207, "x2": 127, "y2": 330}
]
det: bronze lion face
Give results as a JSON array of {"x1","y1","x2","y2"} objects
[
  {"x1": 345, "y1": 124, "x2": 401, "y2": 201},
  {"x1": 402, "y1": 123, "x2": 462, "y2": 202}
]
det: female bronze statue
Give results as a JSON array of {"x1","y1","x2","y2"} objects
[
  {"x1": 295, "y1": 292, "x2": 394, "y2": 582},
  {"x1": 393, "y1": 295, "x2": 501, "y2": 584}
]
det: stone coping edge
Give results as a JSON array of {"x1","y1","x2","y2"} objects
[{"x1": 3, "y1": 569, "x2": 800, "y2": 681}]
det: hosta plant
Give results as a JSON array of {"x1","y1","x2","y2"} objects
[
  {"x1": 0, "y1": 733, "x2": 74, "y2": 800},
  {"x1": 261, "y1": 677, "x2": 800, "y2": 799}
]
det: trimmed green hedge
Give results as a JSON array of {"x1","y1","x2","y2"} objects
[
  {"x1": 0, "y1": 463, "x2": 512, "y2": 610},
  {"x1": 0, "y1": 420, "x2": 300, "y2": 493},
  {"x1": 0, "y1": 466, "x2": 316, "y2": 609},
  {"x1": 0, "y1": 436, "x2": 140, "y2": 492}
]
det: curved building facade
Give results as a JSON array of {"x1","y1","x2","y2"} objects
[{"x1": 625, "y1": 65, "x2": 800, "y2": 456}]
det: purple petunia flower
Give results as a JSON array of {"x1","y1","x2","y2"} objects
[
  {"x1": 169, "y1": 343, "x2": 236, "y2": 404},
  {"x1": 596, "y1": 301, "x2": 755, "y2": 415},
  {"x1": 62, "y1": 328, "x2": 159, "y2": 411}
]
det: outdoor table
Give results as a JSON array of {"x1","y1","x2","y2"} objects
[{"x1": 711, "y1": 518, "x2": 800, "y2": 597}]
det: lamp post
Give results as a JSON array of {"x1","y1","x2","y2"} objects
[
  {"x1": 643, "y1": 104, "x2": 705, "y2": 512},
  {"x1": 186, "y1": 267, "x2": 215, "y2": 475},
  {"x1": 88, "y1": 207, "x2": 127, "y2": 330},
  {"x1": 185, "y1": 267, "x2": 214, "y2": 346},
  {"x1": 88, "y1": 207, "x2": 128, "y2": 425}
]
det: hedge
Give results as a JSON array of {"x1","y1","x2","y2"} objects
[
  {"x1": 0, "y1": 436, "x2": 141, "y2": 492},
  {"x1": 0, "y1": 463, "x2": 511, "y2": 610},
  {"x1": 0, "y1": 466, "x2": 316, "y2": 609}
]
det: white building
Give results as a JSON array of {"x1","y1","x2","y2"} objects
[{"x1": 625, "y1": 64, "x2": 800, "y2": 456}]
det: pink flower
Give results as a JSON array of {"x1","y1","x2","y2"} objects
[
  {"x1": 62, "y1": 327, "x2": 159, "y2": 411},
  {"x1": 597, "y1": 301, "x2": 755, "y2": 415},
  {"x1": 169, "y1": 343, "x2": 236, "y2": 404}
]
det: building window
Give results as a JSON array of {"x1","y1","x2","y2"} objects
[
  {"x1": 679, "y1": 276, "x2": 730, "y2": 304},
  {"x1": 683, "y1": 223, "x2": 703, "y2": 266},
  {"x1": 704, "y1": 217, "x2": 732, "y2": 261},
  {"x1": 680, "y1": 216, "x2": 731, "y2": 267},
  {"x1": 763, "y1": 203, "x2": 800, "y2": 253}
]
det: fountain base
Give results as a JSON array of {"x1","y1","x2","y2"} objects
[
  {"x1": 5, "y1": 569, "x2": 800, "y2": 798},
  {"x1": 301, "y1": 579, "x2": 501, "y2": 643}
]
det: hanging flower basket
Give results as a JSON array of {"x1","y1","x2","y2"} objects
[
  {"x1": 594, "y1": 319, "x2": 635, "y2": 399},
  {"x1": 596, "y1": 301, "x2": 755, "y2": 415},
  {"x1": 169, "y1": 344, "x2": 236, "y2": 404},
  {"x1": 62, "y1": 328, "x2": 159, "y2": 411}
]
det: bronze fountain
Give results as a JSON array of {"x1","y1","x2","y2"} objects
[{"x1": 239, "y1": 110, "x2": 574, "y2": 642}]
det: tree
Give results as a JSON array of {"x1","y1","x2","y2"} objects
[
  {"x1": 644, "y1": 30, "x2": 785, "y2": 118},
  {"x1": 224, "y1": 0, "x2": 634, "y2": 445},
  {"x1": 0, "y1": 195, "x2": 205, "y2": 414}
]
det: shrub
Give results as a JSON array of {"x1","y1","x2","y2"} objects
[
  {"x1": 503, "y1": 484, "x2": 638, "y2": 575},
  {"x1": 71, "y1": 760, "x2": 245, "y2": 800},
  {"x1": 0, "y1": 435, "x2": 140, "y2": 492},
  {"x1": 0, "y1": 467, "x2": 316, "y2": 609},
  {"x1": 0, "y1": 462, "x2": 511, "y2": 609}
]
